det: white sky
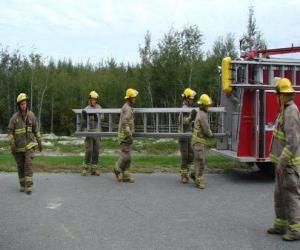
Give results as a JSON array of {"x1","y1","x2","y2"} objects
[{"x1": 0, "y1": 0, "x2": 299, "y2": 64}]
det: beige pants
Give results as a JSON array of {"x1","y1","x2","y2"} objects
[
  {"x1": 274, "y1": 166, "x2": 300, "y2": 225},
  {"x1": 84, "y1": 136, "x2": 100, "y2": 166},
  {"x1": 117, "y1": 143, "x2": 132, "y2": 170},
  {"x1": 193, "y1": 143, "x2": 206, "y2": 177},
  {"x1": 179, "y1": 137, "x2": 194, "y2": 170},
  {"x1": 14, "y1": 149, "x2": 34, "y2": 187}
]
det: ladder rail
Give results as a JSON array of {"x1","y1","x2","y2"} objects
[
  {"x1": 73, "y1": 107, "x2": 226, "y2": 138},
  {"x1": 72, "y1": 107, "x2": 226, "y2": 114},
  {"x1": 74, "y1": 131, "x2": 226, "y2": 138}
]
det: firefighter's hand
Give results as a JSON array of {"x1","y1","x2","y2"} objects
[
  {"x1": 275, "y1": 164, "x2": 284, "y2": 175},
  {"x1": 11, "y1": 144, "x2": 16, "y2": 153},
  {"x1": 125, "y1": 127, "x2": 132, "y2": 137},
  {"x1": 191, "y1": 109, "x2": 197, "y2": 121},
  {"x1": 37, "y1": 139, "x2": 42, "y2": 152}
]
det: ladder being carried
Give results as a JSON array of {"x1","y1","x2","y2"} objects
[{"x1": 73, "y1": 107, "x2": 226, "y2": 138}]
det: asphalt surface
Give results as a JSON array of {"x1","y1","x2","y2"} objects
[{"x1": 0, "y1": 172, "x2": 299, "y2": 250}]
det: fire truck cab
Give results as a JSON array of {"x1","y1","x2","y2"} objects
[{"x1": 215, "y1": 47, "x2": 300, "y2": 170}]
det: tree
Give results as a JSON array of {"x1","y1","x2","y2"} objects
[
  {"x1": 150, "y1": 25, "x2": 204, "y2": 107},
  {"x1": 180, "y1": 25, "x2": 204, "y2": 86},
  {"x1": 139, "y1": 31, "x2": 154, "y2": 108},
  {"x1": 240, "y1": 5, "x2": 267, "y2": 52},
  {"x1": 212, "y1": 33, "x2": 238, "y2": 60}
]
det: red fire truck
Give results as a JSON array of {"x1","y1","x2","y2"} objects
[{"x1": 215, "y1": 46, "x2": 300, "y2": 171}]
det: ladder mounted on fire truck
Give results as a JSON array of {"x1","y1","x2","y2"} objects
[{"x1": 216, "y1": 45, "x2": 300, "y2": 165}]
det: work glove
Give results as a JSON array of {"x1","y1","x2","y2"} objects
[
  {"x1": 206, "y1": 137, "x2": 217, "y2": 148},
  {"x1": 11, "y1": 144, "x2": 16, "y2": 154},
  {"x1": 190, "y1": 109, "x2": 197, "y2": 121},
  {"x1": 125, "y1": 126, "x2": 133, "y2": 137}
]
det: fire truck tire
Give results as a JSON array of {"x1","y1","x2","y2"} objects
[{"x1": 256, "y1": 162, "x2": 275, "y2": 175}]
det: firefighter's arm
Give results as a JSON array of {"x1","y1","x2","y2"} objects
[
  {"x1": 279, "y1": 109, "x2": 300, "y2": 167},
  {"x1": 32, "y1": 114, "x2": 42, "y2": 152},
  {"x1": 200, "y1": 114, "x2": 213, "y2": 138},
  {"x1": 7, "y1": 118, "x2": 16, "y2": 153},
  {"x1": 32, "y1": 114, "x2": 41, "y2": 140},
  {"x1": 182, "y1": 115, "x2": 191, "y2": 125},
  {"x1": 183, "y1": 109, "x2": 197, "y2": 124},
  {"x1": 122, "y1": 107, "x2": 132, "y2": 137}
]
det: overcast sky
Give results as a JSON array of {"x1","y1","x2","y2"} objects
[{"x1": 0, "y1": 0, "x2": 299, "y2": 64}]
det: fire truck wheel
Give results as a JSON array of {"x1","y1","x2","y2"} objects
[{"x1": 256, "y1": 162, "x2": 275, "y2": 176}]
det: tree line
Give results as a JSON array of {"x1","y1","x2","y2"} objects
[{"x1": 0, "y1": 6, "x2": 266, "y2": 135}]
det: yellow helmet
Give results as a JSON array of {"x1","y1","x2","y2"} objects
[
  {"x1": 89, "y1": 90, "x2": 99, "y2": 99},
  {"x1": 197, "y1": 94, "x2": 212, "y2": 106},
  {"x1": 275, "y1": 78, "x2": 295, "y2": 94},
  {"x1": 182, "y1": 88, "x2": 196, "y2": 99},
  {"x1": 17, "y1": 93, "x2": 28, "y2": 103},
  {"x1": 125, "y1": 88, "x2": 139, "y2": 99}
]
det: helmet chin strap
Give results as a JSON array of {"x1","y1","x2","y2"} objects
[
  {"x1": 199, "y1": 105, "x2": 208, "y2": 112},
  {"x1": 279, "y1": 93, "x2": 294, "y2": 125},
  {"x1": 279, "y1": 94, "x2": 293, "y2": 109}
]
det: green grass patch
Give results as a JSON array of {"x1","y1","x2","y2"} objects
[
  {"x1": 1, "y1": 137, "x2": 180, "y2": 155},
  {"x1": 0, "y1": 152, "x2": 238, "y2": 173}
]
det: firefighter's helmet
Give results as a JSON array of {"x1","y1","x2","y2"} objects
[
  {"x1": 17, "y1": 93, "x2": 29, "y2": 104},
  {"x1": 276, "y1": 78, "x2": 295, "y2": 94},
  {"x1": 125, "y1": 88, "x2": 139, "y2": 99},
  {"x1": 198, "y1": 94, "x2": 212, "y2": 106},
  {"x1": 182, "y1": 88, "x2": 196, "y2": 99},
  {"x1": 89, "y1": 90, "x2": 99, "y2": 99}
]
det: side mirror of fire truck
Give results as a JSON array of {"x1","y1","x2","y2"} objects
[{"x1": 221, "y1": 57, "x2": 232, "y2": 93}]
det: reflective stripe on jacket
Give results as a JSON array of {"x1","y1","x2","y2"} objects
[
  {"x1": 192, "y1": 109, "x2": 213, "y2": 146},
  {"x1": 84, "y1": 104, "x2": 103, "y2": 132},
  {"x1": 270, "y1": 100, "x2": 300, "y2": 170},
  {"x1": 8, "y1": 111, "x2": 40, "y2": 152},
  {"x1": 118, "y1": 102, "x2": 134, "y2": 144},
  {"x1": 178, "y1": 103, "x2": 193, "y2": 133}
]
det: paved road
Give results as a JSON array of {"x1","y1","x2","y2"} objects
[{"x1": 0, "y1": 172, "x2": 299, "y2": 250}]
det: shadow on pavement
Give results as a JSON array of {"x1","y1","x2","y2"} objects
[{"x1": 223, "y1": 169, "x2": 275, "y2": 184}]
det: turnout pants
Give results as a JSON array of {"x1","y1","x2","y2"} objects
[
  {"x1": 273, "y1": 167, "x2": 300, "y2": 230},
  {"x1": 179, "y1": 137, "x2": 193, "y2": 175},
  {"x1": 192, "y1": 143, "x2": 207, "y2": 177},
  {"x1": 14, "y1": 150, "x2": 34, "y2": 187},
  {"x1": 117, "y1": 143, "x2": 132, "y2": 171},
  {"x1": 84, "y1": 136, "x2": 100, "y2": 169}
]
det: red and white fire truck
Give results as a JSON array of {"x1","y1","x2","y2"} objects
[{"x1": 215, "y1": 46, "x2": 300, "y2": 170}]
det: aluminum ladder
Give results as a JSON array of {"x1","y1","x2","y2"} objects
[{"x1": 72, "y1": 107, "x2": 226, "y2": 138}]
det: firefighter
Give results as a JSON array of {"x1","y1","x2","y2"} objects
[
  {"x1": 191, "y1": 94, "x2": 213, "y2": 189},
  {"x1": 113, "y1": 88, "x2": 138, "y2": 183},
  {"x1": 267, "y1": 78, "x2": 300, "y2": 241},
  {"x1": 178, "y1": 88, "x2": 197, "y2": 184},
  {"x1": 8, "y1": 93, "x2": 42, "y2": 194},
  {"x1": 81, "y1": 90, "x2": 103, "y2": 176}
]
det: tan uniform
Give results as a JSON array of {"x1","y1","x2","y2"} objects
[
  {"x1": 8, "y1": 110, "x2": 40, "y2": 187},
  {"x1": 269, "y1": 100, "x2": 300, "y2": 234},
  {"x1": 117, "y1": 102, "x2": 134, "y2": 171},
  {"x1": 178, "y1": 103, "x2": 194, "y2": 175},
  {"x1": 192, "y1": 109, "x2": 213, "y2": 178},
  {"x1": 83, "y1": 104, "x2": 102, "y2": 171}
]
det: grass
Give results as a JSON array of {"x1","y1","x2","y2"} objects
[
  {"x1": 0, "y1": 136, "x2": 242, "y2": 173},
  {"x1": 0, "y1": 152, "x2": 239, "y2": 174},
  {"x1": 1, "y1": 138, "x2": 182, "y2": 155}
]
